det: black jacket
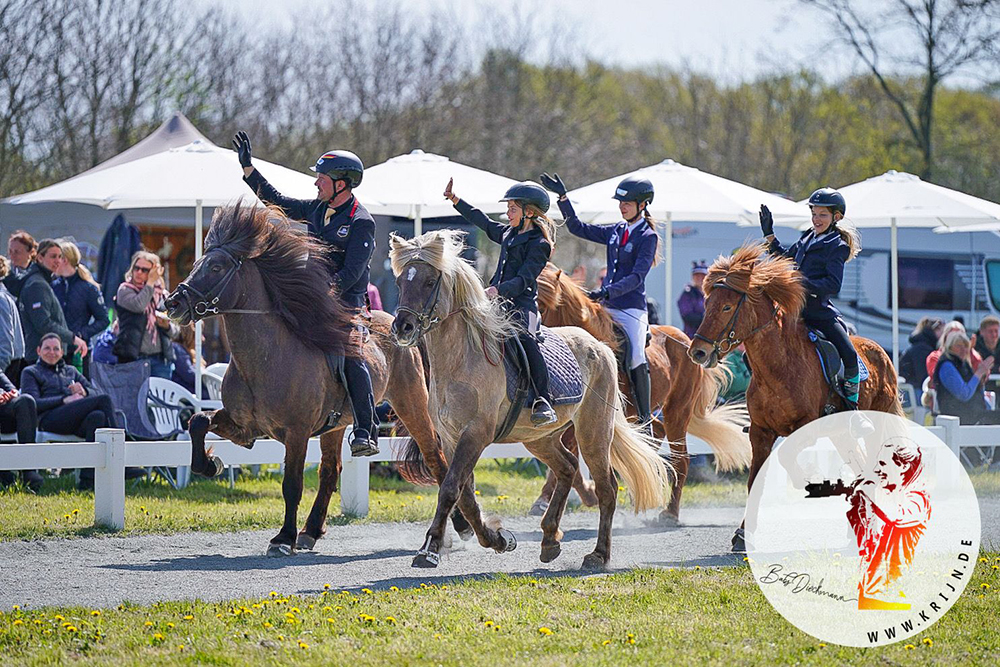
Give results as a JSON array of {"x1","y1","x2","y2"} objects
[
  {"x1": 455, "y1": 199, "x2": 551, "y2": 314},
  {"x1": 244, "y1": 169, "x2": 375, "y2": 309},
  {"x1": 973, "y1": 335, "x2": 1000, "y2": 375},
  {"x1": 113, "y1": 285, "x2": 175, "y2": 363},
  {"x1": 52, "y1": 273, "x2": 109, "y2": 343},
  {"x1": 17, "y1": 264, "x2": 74, "y2": 362},
  {"x1": 899, "y1": 328, "x2": 938, "y2": 388},
  {"x1": 3, "y1": 267, "x2": 28, "y2": 299},
  {"x1": 20, "y1": 358, "x2": 93, "y2": 414},
  {"x1": 768, "y1": 228, "x2": 850, "y2": 321}
]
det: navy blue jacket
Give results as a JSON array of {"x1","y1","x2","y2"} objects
[
  {"x1": 52, "y1": 274, "x2": 109, "y2": 343},
  {"x1": 558, "y1": 198, "x2": 657, "y2": 311},
  {"x1": 97, "y1": 213, "x2": 141, "y2": 308},
  {"x1": 455, "y1": 199, "x2": 551, "y2": 315},
  {"x1": 20, "y1": 358, "x2": 93, "y2": 414},
  {"x1": 768, "y1": 228, "x2": 850, "y2": 321},
  {"x1": 244, "y1": 169, "x2": 375, "y2": 309}
]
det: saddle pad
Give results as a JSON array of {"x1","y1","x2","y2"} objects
[
  {"x1": 808, "y1": 330, "x2": 870, "y2": 384},
  {"x1": 504, "y1": 326, "x2": 583, "y2": 406}
]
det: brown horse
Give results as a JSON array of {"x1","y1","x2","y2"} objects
[
  {"x1": 532, "y1": 263, "x2": 751, "y2": 523},
  {"x1": 686, "y1": 245, "x2": 903, "y2": 550},
  {"x1": 165, "y1": 202, "x2": 467, "y2": 556},
  {"x1": 390, "y1": 230, "x2": 670, "y2": 570}
]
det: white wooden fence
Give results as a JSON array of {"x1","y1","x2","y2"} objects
[{"x1": 0, "y1": 415, "x2": 991, "y2": 532}]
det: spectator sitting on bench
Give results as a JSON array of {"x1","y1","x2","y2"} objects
[
  {"x1": 0, "y1": 369, "x2": 42, "y2": 493},
  {"x1": 20, "y1": 333, "x2": 138, "y2": 490}
]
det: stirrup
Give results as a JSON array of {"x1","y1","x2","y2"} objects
[
  {"x1": 530, "y1": 398, "x2": 557, "y2": 426},
  {"x1": 349, "y1": 430, "x2": 379, "y2": 457}
]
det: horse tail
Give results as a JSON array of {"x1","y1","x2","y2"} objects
[
  {"x1": 609, "y1": 392, "x2": 672, "y2": 513},
  {"x1": 686, "y1": 363, "x2": 752, "y2": 472},
  {"x1": 396, "y1": 428, "x2": 438, "y2": 486}
]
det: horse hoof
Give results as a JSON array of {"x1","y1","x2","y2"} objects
[
  {"x1": 266, "y1": 543, "x2": 295, "y2": 558},
  {"x1": 656, "y1": 511, "x2": 680, "y2": 528},
  {"x1": 457, "y1": 527, "x2": 475, "y2": 542},
  {"x1": 731, "y1": 528, "x2": 746, "y2": 554},
  {"x1": 210, "y1": 456, "x2": 225, "y2": 478},
  {"x1": 581, "y1": 552, "x2": 608, "y2": 571},
  {"x1": 295, "y1": 533, "x2": 317, "y2": 551},
  {"x1": 495, "y1": 528, "x2": 517, "y2": 553},
  {"x1": 528, "y1": 499, "x2": 549, "y2": 517},
  {"x1": 412, "y1": 550, "x2": 440, "y2": 568},
  {"x1": 540, "y1": 543, "x2": 561, "y2": 563}
]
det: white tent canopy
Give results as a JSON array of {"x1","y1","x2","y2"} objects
[
  {"x1": 565, "y1": 159, "x2": 811, "y2": 325},
  {"x1": 794, "y1": 170, "x2": 1000, "y2": 366},
  {"x1": 354, "y1": 149, "x2": 539, "y2": 235}
]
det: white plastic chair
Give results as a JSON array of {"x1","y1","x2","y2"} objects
[
  {"x1": 205, "y1": 363, "x2": 229, "y2": 378},
  {"x1": 202, "y1": 371, "x2": 224, "y2": 401},
  {"x1": 145, "y1": 377, "x2": 199, "y2": 439}
]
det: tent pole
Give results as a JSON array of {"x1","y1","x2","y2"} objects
[
  {"x1": 665, "y1": 212, "x2": 673, "y2": 326},
  {"x1": 195, "y1": 199, "x2": 203, "y2": 402},
  {"x1": 414, "y1": 203, "x2": 422, "y2": 237},
  {"x1": 891, "y1": 217, "x2": 899, "y2": 369}
]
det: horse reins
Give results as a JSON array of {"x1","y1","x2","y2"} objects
[
  {"x1": 691, "y1": 281, "x2": 777, "y2": 357},
  {"x1": 174, "y1": 246, "x2": 272, "y2": 319}
]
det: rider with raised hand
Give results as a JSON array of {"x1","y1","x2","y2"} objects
[
  {"x1": 233, "y1": 131, "x2": 380, "y2": 456},
  {"x1": 541, "y1": 172, "x2": 658, "y2": 431},
  {"x1": 760, "y1": 188, "x2": 862, "y2": 410},
  {"x1": 444, "y1": 177, "x2": 558, "y2": 426}
]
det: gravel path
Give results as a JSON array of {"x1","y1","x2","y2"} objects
[{"x1": 2, "y1": 499, "x2": 997, "y2": 609}]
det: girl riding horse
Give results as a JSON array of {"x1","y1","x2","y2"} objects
[
  {"x1": 759, "y1": 187, "x2": 862, "y2": 410},
  {"x1": 443, "y1": 178, "x2": 557, "y2": 426},
  {"x1": 540, "y1": 172, "x2": 659, "y2": 431}
]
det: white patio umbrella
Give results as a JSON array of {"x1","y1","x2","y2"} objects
[
  {"x1": 5, "y1": 138, "x2": 318, "y2": 397},
  {"x1": 354, "y1": 149, "x2": 552, "y2": 235},
  {"x1": 566, "y1": 159, "x2": 811, "y2": 326},
  {"x1": 793, "y1": 170, "x2": 1000, "y2": 367}
]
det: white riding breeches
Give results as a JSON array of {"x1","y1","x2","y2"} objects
[{"x1": 606, "y1": 307, "x2": 648, "y2": 369}]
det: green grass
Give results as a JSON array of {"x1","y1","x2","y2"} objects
[
  {"x1": 1, "y1": 464, "x2": 996, "y2": 543},
  {"x1": 1, "y1": 554, "x2": 998, "y2": 666}
]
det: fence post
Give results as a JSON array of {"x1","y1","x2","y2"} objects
[
  {"x1": 341, "y1": 455, "x2": 370, "y2": 518},
  {"x1": 935, "y1": 415, "x2": 960, "y2": 459},
  {"x1": 94, "y1": 428, "x2": 126, "y2": 530}
]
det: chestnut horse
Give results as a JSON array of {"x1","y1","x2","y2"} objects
[
  {"x1": 687, "y1": 245, "x2": 903, "y2": 551},
  {"x1": 532, "y1": 264, "x2": 751, "y2": 524},
  {"x1": 165, "y1": 203, "x2": 466, "y2": 557}
]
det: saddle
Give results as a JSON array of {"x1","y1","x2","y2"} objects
[
  {"x1": 807, "y1": 326, "x2": 868, "y2": 415},
  {"x1": 313, "y1": 315, "x2": 372, "y2": 437},
  {"x1": 610, "y1": 321, "x2": 652, "y2": 374},
  {"x1": 496, "y1": 326, "x2": 583, "y2": 440}
]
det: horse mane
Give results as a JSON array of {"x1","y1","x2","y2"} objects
[
  {"x1": 537, "y1": 263, "x2": 619, "y2": 348},
  {"x1": 704, "y1": 244, "x2": 806, "y2": 319},
  {"x1": 389, "y1": 229, "x2": 518, "y2": 358},
  {"x1": 205, "y1": 200, "x2": 356, "y2": 354}
]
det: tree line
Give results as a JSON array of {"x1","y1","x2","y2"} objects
[{"x1": 3, "y1": 0, "x2": 999, "y2": 206}]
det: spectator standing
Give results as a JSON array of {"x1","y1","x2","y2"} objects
[
  {"x1": 926, "y1": 320, "x2": 982, "y2": 388},
  {"x1": 0, "y1": 369, "x2": 41, "y2": 492},
  {"x1": 18, "y1": 240, "x2": 82, "y2": 365},
  {"x1": 677, "y1": 260, "x2": 708, "y2": 338},
  {"x1": 898, "y1": 317, "x2": 943, "y2": 401},
  {"x1": 4, "y1": 231, "x2": 37, "y2": 298},
  {"x1": 113, "y1": 251, "x2": 177, "y2": 378},
  {"x1": 932, "y1": 329, "x2": 1000, "y2": 425},
  {"x1": 52, "y1": 240, "x2": 108, "y2": 377},
  {"x1": 0, "y1": 256, "x2": 26, "y2": 385}
]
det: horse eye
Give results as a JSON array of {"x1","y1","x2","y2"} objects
[
  {"x1": 425, "y1": 279, "x2": 435, "y2": 288},
  {"x1": 722, "y1": 305, "x2": 733, "y2": 312},
  {"x1": 211, "y1": 264, "x2": 222, "y2": 273}
]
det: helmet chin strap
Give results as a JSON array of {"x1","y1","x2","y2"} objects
[{"x1": 625, "y1": 202, "x2": 644, "y2": 224}]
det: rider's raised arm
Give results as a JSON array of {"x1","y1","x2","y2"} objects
[
  {"x1": 243, "y1": 169, "x2": 317, "y2": 223},
  {"x1": 331, "y1": 216, "x2": 376, "y2": 298},
  {"x1": 557, "y1": 198, "x2": 612, "y2": 244},
  {"x1": 496, "y1": 235, "x2": 551, "y2": 302},
  {"x1": 453, "y1": 198, "x2": 506, "y2": 244}
]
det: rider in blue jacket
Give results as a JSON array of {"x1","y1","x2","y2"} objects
[
  {"x1": 234, "y1": 132, "x2": 380, "y2": 456},
  {"x1": 760, "y1": 187, "x2": 862, "y2": 409},
  {"x1": 541, "y1": 173, "x2": 658, "y2": 430},
  {"x1": 445, "y1": 178, "x2": 558, "y2": 426}
]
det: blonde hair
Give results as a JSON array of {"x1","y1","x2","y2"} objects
[
  {"x1": 829, "y1": 211, "x2": 861, "y2": 262},
  {"x1": 59, "y1": 240, "x2": 100, "y2": 287},
  {"x1": 937, "y1": 321, "x2": 967, "y2": 351},
  {"x1": 941, "y1": 330, "x2": 971, "y2": 365},
  {"x1": 125, "y1": 250, "x2": 160, "y2": 282},
  {"x1": 523, "y1": 205, "x2": 557, "y2": 248},
  {"x1": 641, "y1": 207, "x2": 662, "y2": 267}
]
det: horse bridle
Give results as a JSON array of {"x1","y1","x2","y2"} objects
[
  {"x1": 395, "y1": 264, "x2": 445, "y2": 338},
  {"x1": 174, "y1": 246, "x2": 270, "y2": 319},
  {"x1": 691, "y1": 281, "x2": 776, "y2": 357}
]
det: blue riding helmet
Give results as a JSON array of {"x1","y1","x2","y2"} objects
[
  {"x1": 311, "y1": 150, "x2": 364, "y2": 188},
  {"x1": 500, "y1": 181, "x2": 551, "y2": 214},
  {"x1": 807, "y1": 187, "x2": 846, "y2": 217},
  {"x1": 613, "y1": 176, "x2": 654, "y2": 205}
]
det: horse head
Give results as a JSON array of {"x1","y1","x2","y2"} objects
[
  {"x1": 165, "y1": 244, "x2": 248, "y2": 325},
  {"x1": 389, "y1": 231, "x2": 457, "y2": 346},
  {"x1": 688, "y1": 245, "x2": 804, "y2": 368}
]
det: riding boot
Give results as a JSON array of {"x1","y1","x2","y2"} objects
[
  {"x1": 343, "y1": 357, "x2": 379, "y2": 456},
  {"x1": 520, "y1": 332, "x2": 557, "y2": 426},
  {"x1": 841, "y1": 372, "x2": 860, "y2": 411},
  {"x1": 629, "y1": 363, "x2": 654, "y2": 435}
]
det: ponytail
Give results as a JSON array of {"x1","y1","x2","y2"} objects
[
  {"x1": 832, "y1": 214, "x2": 861, "y2": 262},
  {"x1": 524, "y1": 204, "x2": 559, "y2": 249},
  {"x1": 59, "y1": 239, "x2": 101, "y2": 287},
  {"x1": 642, "y1": 207, "x2": 662, "y2": 267}
]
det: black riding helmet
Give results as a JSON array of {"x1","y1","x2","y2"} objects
[
  {"x1": 807, "y1": 187, "x2": 846, "y2": 217},
  {"x1": 311, "y1": 150, "x2": 364, "y2": 189},
  {"x1": 500, "y1": 181, "x2": 550, "y2": 214},
  {"x1": 613, "y1": 176, "x2": 655, "y2": 206}
]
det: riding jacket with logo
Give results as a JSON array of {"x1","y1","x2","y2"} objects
[
  {"x1": 558, "y1": 198, "x2": 657, "y2": 311},
  {"x1": 768, "y1": 228, "x2": 850, "y2": 321},
  {"x1": 244, "y1": 169, "x2": 375, "y2": 310},
  {"x1": 454, "y1": 199, "x2": 551, "y2": 315}
]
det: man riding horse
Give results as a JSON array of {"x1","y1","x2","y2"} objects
[{"x1": 233, "y1": 132, "x2": 379, "y2": 456}]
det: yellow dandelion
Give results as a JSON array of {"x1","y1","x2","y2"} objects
[
  {"x1": 263, "y1": 622, "x2": 273, "y2": 628},
  {"x1": 362, "y1": 588, "x2": 373, "y2": 595},
  {"x1": 819, "y1": 643, "x2": 826, "y2": 647},
  {"x1": 538, "y1": 626, "x2": 554, "y2": 636},
  {"x1": 484, "y1": 620, "x2": 494, "y2": 627},
  {"x1": 904, "y1": 644, "x2": 915, "y2": 650},
  {"x1": 327, "y1": 618, "x2": 335, "y2": 624},
  {"x1": 298, "y1": 641, "x2": 309, "y2": 650},
  {"x1": 166, "y1": 622, "x2": 174, "y2": 629},
  {"x1": 12, "y1": 619, "x2": 23, "y2": 626},
  {"x1": 72, "y1": 509, "x2": 79, "y2": 515},
  {"x1": 389, "y1": 586, "x2": 399, "y2": 592},
  {"x1": 91, "y1": 610, "x2": 101, "y2": 617},
  {"x1": 922, "y1": 638, "x2": 933, "y2": 647},
  {"x1": 602, "y1": 639, "x2": 611, "y2": 646},
  {"x1": 177, "y1": 645, "x2": 185, "y2": 650},
  {"x1": 152, "y1": 633, "x2": 165, "y2": 641},
  {"x1": 216, "y1": 613, "x2": 223, "y2": 618},
  {"x1": 144, "y1": 621, "x2": 153, "y2": 627},
  {"x1": 982, "y1": 583, "x2": 991, "y2": 590},
  {"x1": 980, "y1": 557, "x2": 988, "y2": 563},
  {"x1": 269, "y1": 591, "x2": 278, "y2": 597},
  {"x1": 474, "y1": 490, "x2": 481, "y2": 496},
  {"x1": 12, "y1": 605, "x2": 19, "y2": 611},
  {"x1": 695, "y1": 566, "x2": 702, "y2": 570},
  {"x1": 324, "y1": 584, "x2": 331, "y2": 590},
  {"x1": 183, "y1": 615, "x2": 193, "y2": 621},
  {"x1": 290, "y1": 607, "x2": 301, "y2": 613},
  {"x1": 385, "y1": 616, "x2": 397, "y2": 625},
  {"x1": 64, "y1": 514, "x2": 71, "y2": 520},
  {"x1": 323, "y1": 606, "x2": 333, "y2": 612},
  {"x1": 285, "y1": 612, "x2": 296, "y2": 619},
  {"x1": 277, "y1": 634, "x2": 285, "y2": 641}
]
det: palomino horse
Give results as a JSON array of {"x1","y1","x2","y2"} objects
[
  {"x1": 164, "y1": 202, "x2": 467, "y2": 557},
  {"x1": 533, "y1": 264, "x2": 751, "y2": 523},
  {"x1": 686, "y1": 245, "x2": 903, "y2": 551},
  {"x1": 389, "y1": 230, "x2": 670, "y2": 570}
]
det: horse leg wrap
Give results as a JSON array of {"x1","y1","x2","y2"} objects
[{"x1": 495, "y1": 528, "x2": 517, "y2": 553}]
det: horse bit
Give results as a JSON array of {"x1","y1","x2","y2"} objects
[
  {"x1": 691, "y1": 281, "x2": 775, "y2": 357},
  {"x1": 174, "y1": 246, "x2": 270, "y2": 320}
]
